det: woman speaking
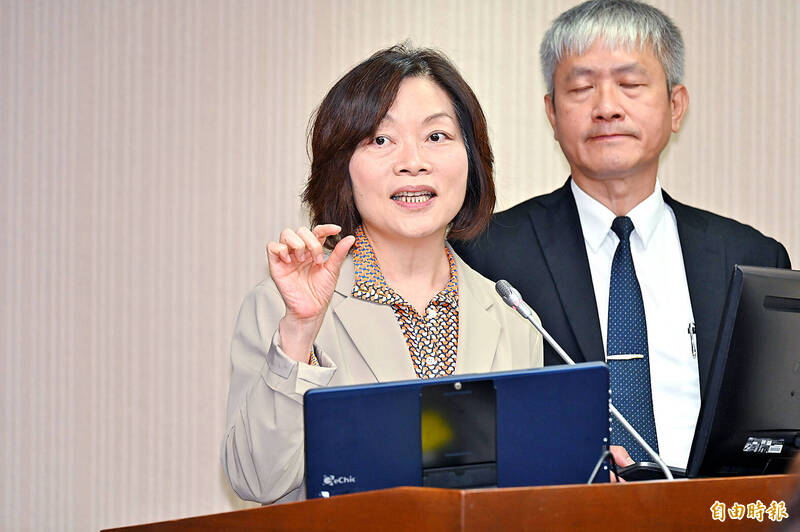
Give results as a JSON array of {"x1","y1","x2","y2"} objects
[{"x1": 222, "y1": 44, "x2": 543, "y2": 504}]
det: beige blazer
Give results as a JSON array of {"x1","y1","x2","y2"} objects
[{"x1": 221, "y1": 250, "x2": 543, "y2": 504}]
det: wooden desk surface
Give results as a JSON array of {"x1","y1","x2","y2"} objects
[{"x1": 106, "y1": 474, "x2": 799, "y2": 532}]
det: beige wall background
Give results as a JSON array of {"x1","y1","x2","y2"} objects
[{"x1": 1, "y1": 1, "x2": 798, "y2": 530}]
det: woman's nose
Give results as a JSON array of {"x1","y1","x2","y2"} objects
[{"x1": 392, "y1": 141, "x2": 429, "y2": 176}]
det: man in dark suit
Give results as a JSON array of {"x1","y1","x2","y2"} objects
[{"x1": 453, "y1": 0, "x2": 791, "y2": 469}]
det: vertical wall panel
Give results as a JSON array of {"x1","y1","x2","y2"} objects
[{"x1": 1, "y1": 1, "x2": 798, "y2": 530}]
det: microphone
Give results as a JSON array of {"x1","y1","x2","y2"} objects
[
  {"x1": 495, "y1": 280, "x2": 575, "y2": 365},
  {"x1": 494, "y1": 279, "x2": 674, "y2": 481}
]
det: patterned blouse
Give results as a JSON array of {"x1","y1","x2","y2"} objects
[{"x1": 310, "y1": 227, "x2": 460, "y2": 378}]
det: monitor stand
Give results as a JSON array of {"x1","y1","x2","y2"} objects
[{"x1": 420, "y1": 379, "x2": 497, "y2": 489}]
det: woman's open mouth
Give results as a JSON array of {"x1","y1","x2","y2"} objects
[{"x1": 391, "y1": 191, "x2": 436, "y2": 204}]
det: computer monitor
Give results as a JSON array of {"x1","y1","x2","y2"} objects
[
  {"x1": 687, "y1": 265, "x2": 800, "y2": 477},
  {"x1": 304, "y1": 363, "x2": 610, "y2": 498}
]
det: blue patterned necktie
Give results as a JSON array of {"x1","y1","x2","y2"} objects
[{"x1": 607, "y1": 216, "x2": 659, "y2": 461}]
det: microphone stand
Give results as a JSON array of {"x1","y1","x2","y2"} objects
[{"x1": 496, "y1": 280, "x2": 674, "y2": 481}]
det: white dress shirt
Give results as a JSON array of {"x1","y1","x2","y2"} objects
[{"x1": 570, "y1": 179, "x2": 701, "y2": 468}]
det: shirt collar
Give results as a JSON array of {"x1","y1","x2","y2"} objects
[
  {"x1": 351, "y1": 227, "x2": 402, "y2": 304},
  {"x1": 351, "y1": 226, "x2": 459, "y2": 307},
  {"x1": 570, "y1": 178, "x2": 665, "y2": 251}
]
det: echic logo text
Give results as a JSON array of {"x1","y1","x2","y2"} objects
[{"x1": 322, "y1": 474, "x2": 356, "y2": 486}]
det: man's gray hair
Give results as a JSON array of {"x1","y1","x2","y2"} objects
[{"x1": 540, "y1": 0, "x2": 684, "y2": 96}]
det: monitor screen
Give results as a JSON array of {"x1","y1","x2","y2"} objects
[{"x1": 688, "y1": 265, "x2": 800, "y2": 477}]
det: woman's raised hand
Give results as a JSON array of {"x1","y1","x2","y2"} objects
[{"x1": 266, "y1": 224, "x2": 355, "y2": 362}]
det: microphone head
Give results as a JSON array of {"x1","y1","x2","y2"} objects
[{"x1": 495, "y1": 280, "x2": 514, "y2": 300}]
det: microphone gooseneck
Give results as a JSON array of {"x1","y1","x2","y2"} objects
[{"x1": 494, "y1": 279, "x2": 674, "y2": 481}]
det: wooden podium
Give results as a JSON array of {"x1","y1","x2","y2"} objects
[{"x1": 105, "y1": 475, "x2": 797, "y2": 531}]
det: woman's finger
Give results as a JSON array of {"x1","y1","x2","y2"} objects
[
  {"x1": 324, "y1": 234, "x2": 356, "y2": 276},
  {"x1": 311, "y1": 224, "x2": 342, "y2": 245},
  {"x1": 297, "y1": 226, "x2": 325, "y2": 264},
  {"x1": 280, "y1": 228, "x2": 308, "y2": 261},
  {"x1": 267, "y1": 241, "x2": 291, "y2": 264}
]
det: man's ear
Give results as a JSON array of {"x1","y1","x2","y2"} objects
[
  {"x1": 544, "y1": 93, "x2": 558, "y2": 140},
  {"x1": 670, "y1": 84, "x2": 689, "y2": 132}
]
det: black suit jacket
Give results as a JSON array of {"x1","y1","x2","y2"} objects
[{"x1": 452, "y1": 179, "x2": 791, "y2": 395}]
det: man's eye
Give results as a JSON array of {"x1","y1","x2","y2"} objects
[
  {"x1": 374, "y1": 136, "x2": 388, "y2": 146},
  {"x1": 571, "y1": 86, "x2": 592, "y2": 93}
]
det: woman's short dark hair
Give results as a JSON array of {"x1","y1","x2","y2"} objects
[{"x1": 302, "y1": 44, "x2": 495, "y2": 247}]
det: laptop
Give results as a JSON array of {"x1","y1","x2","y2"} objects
[{"x1": 304, "y1": 362, "x2": 610, "y2": 499}]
